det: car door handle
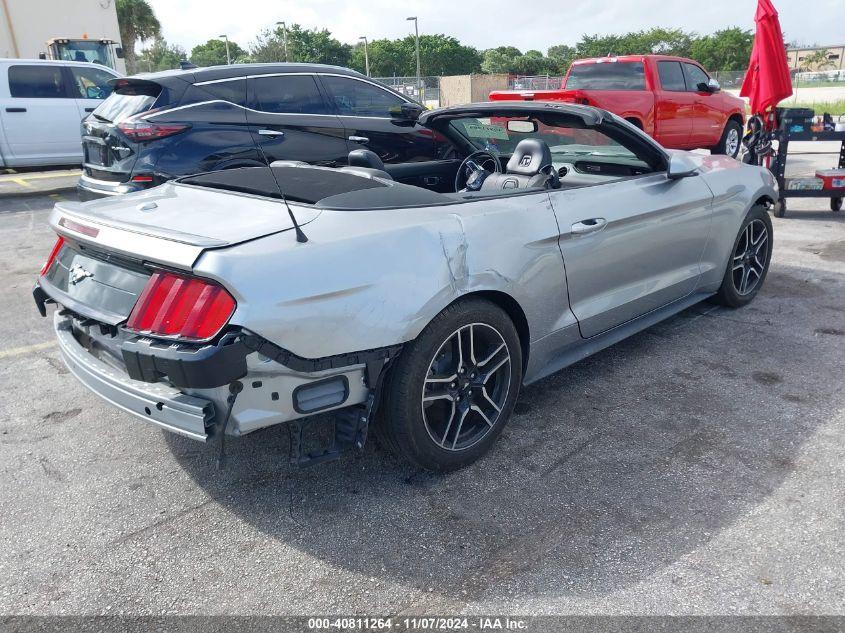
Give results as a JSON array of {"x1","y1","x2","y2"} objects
[
  {"x1": 5, "y1": 107, "x2": 26, "y2": 113},
  {"x1": 571, "y1": 218, "x2": 607, "y2": 235},
  {"x1": 348, "y1": 135, "x2": 369, "y2": 143},
  {"x1": 258, "y1": 129, "x2": 284, "y2": 137},
  {"x1": 84, "y1": 107, "x2": 96, "y2": 112}
]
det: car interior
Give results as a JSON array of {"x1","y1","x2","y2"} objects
[{"x1": 178, "y1": 111, "x2": 669, "y2": 209}]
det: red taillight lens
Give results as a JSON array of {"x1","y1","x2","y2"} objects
[
  {"x1": 117, "y1": 120, "x2": 190, "y2": 142},
  {"x1": 126, "y1": 271, "x2": 236, "y2": 341},
  {"x1": 40, "y1": 236, "x2": 65, "y2": 276}
]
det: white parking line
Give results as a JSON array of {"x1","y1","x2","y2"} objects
[{"x1": 0, "y1": 341, "x2": 56, "y2": 359}]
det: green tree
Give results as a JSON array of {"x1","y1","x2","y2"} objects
[
  {"x1": 115, "y1": 0, "x2": 161, "y2": 73},
  {"x1": 250, "y1": 24, "x2": 351, "y2": 66},
  {"x1": 348, "y1": 34, "x2": 480, "y2": 77},
  {"x1": 547, "y1": 44, "x2": 576, "y2": 74},
  {"x1": 480, "y1": 46, "x2": 523, "y2": 74},
  {"x1": 190, "y1": 38, "x2": 247, "y2": 67},
  {"x1": 690, "y1": 28, "x2": 754, "y2": 71},
  {"x1": 575, "y1": 28, "x2": 694, "y2": 59},
  {"x1": 136, "y1": 37, "x2": 186, "y2": 72}
]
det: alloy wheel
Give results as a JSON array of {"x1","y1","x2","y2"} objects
[
  {"x1": 731, "y1": 219, "x2": 769, "y2": 295},
  {"x1": 421, "y1": 323, "x2": 511, "y2": 451}
]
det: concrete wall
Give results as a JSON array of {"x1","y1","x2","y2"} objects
[
  {"x1": 0, "y1": 0, "x2": 125, "y2": 72},
  {"x1": 440, "y1": 74, "x2": 509, "y2": 106}
]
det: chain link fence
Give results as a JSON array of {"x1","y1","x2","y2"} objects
[
  {"x1": 372, "y1": 76, "x2": 441, "y2": 107},
  {"x1": 507, "y1": 75, "x2": 565, "y2": 91}
]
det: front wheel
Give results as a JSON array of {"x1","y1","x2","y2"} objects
[
  {"x1": 378, "y1": 298, "x2": 522, "y2": 471},
  {"x1": 712, "y1": 120, "x2": 743, "y2": 158},
  {"x1": 713, "y1": 205, "x2": 773, "y2": 308}
]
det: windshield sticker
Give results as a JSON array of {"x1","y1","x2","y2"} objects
[{"x1": 462, "y1": 121, "x2": 510, "y2": 140}]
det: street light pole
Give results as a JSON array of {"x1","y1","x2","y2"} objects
[
  {"x1": 218, "y1": 34, "x2": 230, "y2": 65},
  {"x1": 359, "y1": 36, "x2": 369, "y2": 76},
  {"x1": 406, "y1": 16, "x2": 421, "y2": 100},
  {"x1": 275, "y1": 21, "x2": 289, "y2": 62}
]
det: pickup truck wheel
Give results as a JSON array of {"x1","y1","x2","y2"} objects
[
  {"x1": 378, "y1": 298, "x2": 522, "y2": 471},
  {"x1": 712, "y1": 120, "x2": 743, "y2": 158},
  {"x1": 713, "y1": 205, "x2": 772, "y2": 308}
]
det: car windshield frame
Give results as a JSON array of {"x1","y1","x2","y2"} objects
[{"x1": 445, "y1": 113, "x2": 659, "y2": 172}]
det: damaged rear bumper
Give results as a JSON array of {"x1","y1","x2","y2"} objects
[{"x1": 54, "y1": 311, "x2": 215, "y2": 441}]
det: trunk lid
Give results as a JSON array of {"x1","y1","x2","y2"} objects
[
  {"x1": 51, "y1": 182, "x2": 321, "y2": 269},
  {"x1": 82, "y1": 79, "x2": 165, "y2": 183}
]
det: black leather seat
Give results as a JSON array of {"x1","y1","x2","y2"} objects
[
  {"x1": 343, "y1": 149, "x2": 392, "y2": 180},
  {"x1": 480, "y1": 138, "x2": 557, "y2": 191},
  {"x1": 347, "y1": 149, "x2": 384, "y2": 170}
]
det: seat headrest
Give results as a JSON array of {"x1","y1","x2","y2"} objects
[
  {"x1": 506, "y1": 138, "x2": 552, "y2": 176},
  {"x1": 348, "y1": 149, "x2": 386, "y2": 171}
]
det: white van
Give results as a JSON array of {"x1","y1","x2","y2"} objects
[{"x1": 0, "y1": 59, "x2": 121, "y2": 168}]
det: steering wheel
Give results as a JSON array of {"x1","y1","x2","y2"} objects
[{"x1": 454, "y1": 150, "x2": 502, "y2": 192}]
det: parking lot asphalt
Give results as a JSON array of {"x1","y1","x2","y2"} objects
[{"x1": 0, "y1": 154, "x2": 843, "y2": 617}]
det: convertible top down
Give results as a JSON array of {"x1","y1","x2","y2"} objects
[{"x1": 34, "y1": 101, "x2": 779, "y2": 470}]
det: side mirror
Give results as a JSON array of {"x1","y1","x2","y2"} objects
[
  {"x1": 704, "y1": 78, "x2": 721, "y2": 93},
  {"x1": 390, "y1": 102, "x2": 424, "y2": 126},
  {"x1": 667, "y1": 153, "x2": 699, "y2": 179},
  {"x1": 38, "y1": 52, "x2": 47, "y2": 60},
  {"x1": 115, "y1": 46, "x2": 124, "y2": 59}
]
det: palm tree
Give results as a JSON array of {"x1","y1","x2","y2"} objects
[
  {"x1": 801, "y1": 49, "x2": 834, "y2": 72},
  {"x1": 116, "y1": 0, "x2": 161, "y2": 73}
]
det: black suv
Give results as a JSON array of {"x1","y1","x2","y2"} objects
[{"x1": 78, "y1": 63, "x2": 450, "y2": 200}]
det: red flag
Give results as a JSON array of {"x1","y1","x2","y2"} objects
[{"x1": 740, "y1": 0, "x2": 793, "y2": 116}]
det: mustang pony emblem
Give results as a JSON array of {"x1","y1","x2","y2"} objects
[{"x1": 68, "y1": 264, "x2": 94, "y2": 285}]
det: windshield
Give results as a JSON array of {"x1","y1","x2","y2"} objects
[
  {"x1": 448, "y1": 115, "x2": 647, "y2": 169},
  {"x1": 565, "y1": 61, "x2": 646, "y2": 90},
  {"x1": 55, "y1": 40, "x2": 114, "y2": 68}
]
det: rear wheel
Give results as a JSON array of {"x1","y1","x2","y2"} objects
[
  {"x1": 713, "y1": 205, "x2": 773, "y2": 308},
  {"x1": 712, "y1": 120, "x2": 743, "y2": 158},
  {"x1": 832, "y1": 197, "x2": 842, "y2": 212},
  {"x1": 378, "y1": 298, "x2": 522, "y2": 471},
  {"x1": 772, "y1": 200, "x2": 786, "y2": 218}
]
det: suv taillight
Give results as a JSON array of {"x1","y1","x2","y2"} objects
[
  {"x1": 117, "y1": 120, "x2": 190, "y2": 142},
  {"x1": 126, "y1": 271, "x2": 236, "y2": 341},
  {"x1": 40, "y1": 236, "x2": 65, "y2": 276}
]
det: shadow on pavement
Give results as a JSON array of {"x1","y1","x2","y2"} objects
[{"x1": 165, "y1": 261, "x2": 845, "y2": 603}]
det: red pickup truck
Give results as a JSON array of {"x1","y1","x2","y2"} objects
[{"x1": 489, "y1": 55, "x2": 746, "y2": 157}]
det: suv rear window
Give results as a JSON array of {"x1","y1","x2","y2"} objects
[
  {"x1": 9, "y1": 65, "x2": 67, "y2": 98},
  {"x1": 93, "y1": 84, "x2": 161, "y2": 122},
  {"x1": 565, "y1": 61, "x2": 646, "y2": 91}
]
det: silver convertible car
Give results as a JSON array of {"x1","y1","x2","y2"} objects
[{"x1": 34, "y1": 102, "x2": 778, "y2": 470}]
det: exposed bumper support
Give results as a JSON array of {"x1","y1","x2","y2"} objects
[{"x1": 54, "y1": 312, "x2": 214, "y2": 441}]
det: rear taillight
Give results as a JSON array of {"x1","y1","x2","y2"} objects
[
  {"x1": 117, "y1": 120, "x2": 190, "y2": 142},
  {"x1": 40, "y1": 236, "x2": 65, "y2": 276},
  {"x1": 126, "y1": 271, "x2": 236, "y2": 341}
]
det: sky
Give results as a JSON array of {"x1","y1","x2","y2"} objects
[{"x1": 148, "y1": 0, "x2": 844, "y2": 56}]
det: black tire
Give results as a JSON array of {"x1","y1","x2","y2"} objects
[
  {"x1": 377, "y1": 298, "x2": 522, "y2": 471},
  {"x1": 832, "y1": 197, "x2": 843, "y2": 212},
  {"x1": 772, "y1": 200, "x2": 786, "y2": 218},
  {"x1": 713, "y1": 205, "x2": 773, "y2": 308},
  {"x1": 711, "y1": 119, "x2": 743, "y2": 158}
]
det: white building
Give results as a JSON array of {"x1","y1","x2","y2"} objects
[{"x1": 0, "y1": 0, "x2": 125, "y2": 73}]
